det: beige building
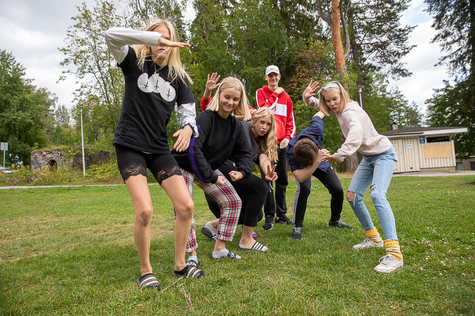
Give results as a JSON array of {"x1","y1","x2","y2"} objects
[{"x1": 381, "y1": 125, "x2": 468, "y2": 173}]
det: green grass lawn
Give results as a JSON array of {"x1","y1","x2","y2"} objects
[{"x1": 1, "y1": 175, "x2": 474, "y2": 315}]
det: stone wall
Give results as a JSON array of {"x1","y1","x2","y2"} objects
[
  {"x1": 31, "y1": 148, "x2": 70, "y2": 173},
  {"x1": 71, "y1": 150, "x2": 114, "y2": 169},
  {"x1": 31, "y1": 148, "x2": 113, "y2": 173}
]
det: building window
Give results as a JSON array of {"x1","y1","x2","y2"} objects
[
  {"x1": 471, "y1": 161, "x2": 475, "y2": 170},
  {"x1": 426, "y1": 136, "x2": 450, "y2": 143}
]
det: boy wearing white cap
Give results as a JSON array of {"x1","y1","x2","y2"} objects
[{"x1": 256, "y1": 65, "x2": 296, "y2": 229}]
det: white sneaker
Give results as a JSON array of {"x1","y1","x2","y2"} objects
[
  {"x1": 374, "y1": 254, "x2": 403, "y2": 274},
  {"x1": 353, "y1": 237, "x2": 384, "y2": 249}
]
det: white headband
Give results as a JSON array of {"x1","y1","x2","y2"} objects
[{"x1": 318, "y1": 83, "x2": 340, "y2": 94}]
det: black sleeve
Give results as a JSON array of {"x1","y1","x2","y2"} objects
[
  {"x1": 187, "y1": 113, "x2": 218, "y2": 183},
  {"x1": 231, "y1": 120, "x2": 253, "y2": 179}
]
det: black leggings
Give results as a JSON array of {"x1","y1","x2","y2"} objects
[
  {"x1": 260, "y1": 147, "x2": 288, "y2": 218},
  {"x1": 115, "y1": 144, "x2": 181, "y2": 184},
  {"x1": 293, "y1": 166, "x2": 343, "y2": 227},
  {"x1": 205, "y1": 164, "x2": 265, "y2": 227}
]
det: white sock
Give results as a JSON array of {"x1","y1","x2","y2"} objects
[
  {"x1": 187, "y1": 255, "x2": 197, "y2": 263},
  {"x1": 212, "y1": 248, "x2": 230, "y2": 259},
  {"x1": 206, "y1": 221, "x2": 217, "y2": 234}
]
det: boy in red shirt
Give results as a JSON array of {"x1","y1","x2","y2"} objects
[{"x1": 256, "y1": 65, "x2": 296, "y2": 229}]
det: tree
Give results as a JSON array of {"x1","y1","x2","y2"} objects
[
  {"x1": 59, "y1": 0, "x2": 126, "y2": 147},
  {"x1": 426, "y1": 80, "x2": 475, "y2": 158},
  {"x1": 189, "y1": 0, "x2": 303, "y2": 106},
  {"x1": 315, "y1": 0, "x2": 347, "y2": 74},
  {"x1": 425, "y1": 0, "x2": 475, "y2": 157},
  {"x1": 286, "y1": 41, "x2": 336, "y2": 134},
  {"x1": 128, "y1": 0, "x2": 189, "y2": 39},
  {"x1": 425, "y1": 0, "x2": 475, "y2": 79},
  {"x1": 364, "y1": 73, "x2": 422, "y2": 132},
  {"x1": 346, "y1": 0, "x2": 415, "y2": 79},
  {"x1": 50, "y1": 104, "x2": 77, "y2": 147},
  {"x1": 0, "y1": 50, "x2": 55, "y2": 165}
]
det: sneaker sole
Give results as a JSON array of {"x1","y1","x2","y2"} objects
[
  {"x1": 353, "y1": 243, "x2": 384, "y2": 249},
  {"x1": 374, "y1": 265, "x2": 403, "y2": 274},
  {"x1": 200, "y1": 227, "x2": 216, "y2": 241}
]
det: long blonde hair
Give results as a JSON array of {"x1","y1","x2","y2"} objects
[
  {"x1": 207, "y1": 77, "x2": 252, "y2": 121},
  {"x1": 133, "y1": 18, "x2": 193, "y2": 84},
  {"x1": 251, "y1": 107, "x2": 279, "y2": 163},
  {"x1": 318, "y1": 81, "x2": 351, "y2": 116}
]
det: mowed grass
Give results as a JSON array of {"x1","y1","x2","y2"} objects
[{"x1": 1, "y1": 175, "x2": 474, "y2": 315}]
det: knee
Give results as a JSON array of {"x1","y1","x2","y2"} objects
[
  {"x1": 346, "y1": 190, "x2": 356, "y2": 202},
  {"x1": 256, "y1": 180, "x2": 268, "y2": 195},
  {"x1": 220, "y1": 194, "x2": 242, "y2": 210},
  {"x1": 176, "y1": 199, "x2": 194, "y2": 219},
  {"x1": 300, "y1": 183, "x2": 311, "y2": 196},
  {"x1": 370, "y1": 185, "x2": 386, "y2": 202},
  {"x1": 135, "y1": 206, "x2": 153, "y2": 226},
  {"x1": 278, "y1": 176, "x2": 288, "y2": 186},
  {"x1": 332, "y1": 186, "x2": 344, "y2": 198}
]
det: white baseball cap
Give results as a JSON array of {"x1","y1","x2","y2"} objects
[{"x1": 265, "y1": 65, "x2": 280, "y2": 76}]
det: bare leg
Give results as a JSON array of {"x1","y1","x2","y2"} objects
[
  {"x1": 209, "y1": 219, "x2": 218, "y2": 229},
  {"x1": 214, "y1": 239, "x2": 227, "y2": 252},
  {"x1": 239, "y1": 225, "x2": 256, "y2": 248},
  {"x1": 125, "y1": 175, "x2": 154, "y2": 276},
  {"x1": 161, "y1": 175, "x2": 194, "y2": 271}
]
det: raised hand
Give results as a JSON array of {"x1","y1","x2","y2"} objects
[
  {"x1": 303, "y1": 80, "x2": 320, "y2": 99},
  {"x1": 205, "y1": 73, "x2": 221, "y2": 94}
]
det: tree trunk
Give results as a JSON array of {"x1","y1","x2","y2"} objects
[
  {"x1": 331, "y1": 0, "x2": 346, "y2": 74},
  {"x1": 345, "y1": 152, "x2": 359, "y2": 173}
]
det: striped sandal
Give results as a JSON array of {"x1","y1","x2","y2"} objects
[
  {"x1": 173, "y1": 265, "x2": 205, "y2": 278},
  {"x1": 137, "y1": 273, "x2": 161, "y2": 290},
  {"x1": 186, "y1": 258, "x2": 200, "y2": 268},
  {"x1": 238, "y1": 241, "x2": 268, "y2": 252}
]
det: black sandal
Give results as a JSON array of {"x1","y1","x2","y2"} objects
[
  {"x1": 186, "y1": 258, "x2": 200, "y2": 267},
  {"x1": 173, "y1": 265, "x2": 205, "y2": 278},
  {"x1": 137, "y1": 273, "x2": 161, "y2": 290}
]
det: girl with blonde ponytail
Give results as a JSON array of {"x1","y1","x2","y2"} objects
[{"x1": 105, "y1": 18, "x2": 204, "y2": 290}]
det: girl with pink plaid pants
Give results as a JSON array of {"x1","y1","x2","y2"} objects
[{"x1": 173, "y1": 77, "x2": 254, "y2": 261}]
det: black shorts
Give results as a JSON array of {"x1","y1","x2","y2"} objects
[{"x1": 115, "y1": 144, "x2": 182, "y2": 184}]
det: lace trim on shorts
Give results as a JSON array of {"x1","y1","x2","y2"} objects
[
  {"x1": 121, "y1": 163, "x2": 147, "y2": 182},
  {"x1": 155, "y1": 165, "x2": 182, "y2": 184}
]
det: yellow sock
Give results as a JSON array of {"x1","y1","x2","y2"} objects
[
  {"x1": 385, "y1": 240, "x2": 403, "y2": 260},
  {"x1": 365, "y1": 228, "x2": 382, "y2": 243}
]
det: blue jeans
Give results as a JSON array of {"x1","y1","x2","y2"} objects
[{"x1": 347, "y1": 147, "x2": 398, "y2": 240}]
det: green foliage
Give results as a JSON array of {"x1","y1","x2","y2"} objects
[
  {"x1": 286, "y1": 41, "x2": 336, "y2": 102},
  {"x1": 426, "y1": 79, "x2": 475, "y2": 158},
  {"x1": 424, "y1": 0, "x2": 475, "y2": 158},
  {"x1": 50, "y1": 0, "x2": 416, "y2": 163},
  {"x1": 345, "y1": 0, "x2": 415, "y2": 80},
  {"x1": 189, "y1": 0, "x2": 306, "y2": 106},
  {"x1": 1, "y1": 176, "x2": 474, "y2": 315},
  {"x1": 0, "y1": 161, "x2": 123, "y2": 186},
  {"x1": 425, "y1": 0, "x2": 474, "y2": 79},
  {"x1": 128, "y1": 0, "x2": 188, "y2": 37},
  {"x1": 60, "y1": 0, "x2": 126, "y2": 148},
  {"x1": 0, "y1": 50, "x2": 56, "y2": 165},
  {"x1": 365, "y1": 73, "x2": 422, "y2": 132}
]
